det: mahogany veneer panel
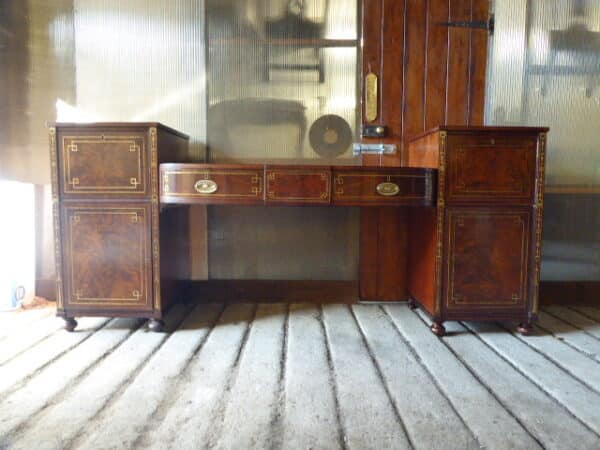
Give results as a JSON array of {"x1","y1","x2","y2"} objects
[
  {"x1": 265, "y1": 166, "x2": 331, "y2": 205},
  {"x1": 62, "y1": 203, "x2": 153, "y2": 312}
]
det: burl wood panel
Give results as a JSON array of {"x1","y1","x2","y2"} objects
[
  {"x1": 58, "y1": 129, "x2": 149, "y2": 198},
  {"x1": 443, "y1": 207, "x2": 531, "y2": 312},
  {"x1": 332, "y1": 167, "x2": 434, "y2": 206},
  {"x1": 161, "y1": 163, "x2": 264, "y2": 205},
  {"x1": 265, "y1": 166, "x2": 331, "y2": 205},
  {"x1": 62, "y1": 203, "x2": 153, "y2": 311},
  {"x1": 446, "y1": 134, "x2": 537, "y2": 204}
]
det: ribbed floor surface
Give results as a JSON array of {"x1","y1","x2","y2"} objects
[{"x1": 1, "y1": 302, "x2": 599, "y2": 450}]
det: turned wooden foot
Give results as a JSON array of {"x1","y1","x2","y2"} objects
[
  {"x1": 64, "y1": 318, "x2": 78, "y2": 332},
  {"x1": 148, "y1": 319, "x2": 165, "y2": 332},
  {"x1": 517, "y1": 322, "x2": 533, "y2": 336},
  {"x1": 431, "y1": 321, "x2": 446, "y2": 337},
  {"x1": 407, "y1": 298, "x2": 418, "y2": 310}
]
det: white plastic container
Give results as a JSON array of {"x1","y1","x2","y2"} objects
[{"x1": 0, "y1": 180, "x2": 36, "y2": 311}]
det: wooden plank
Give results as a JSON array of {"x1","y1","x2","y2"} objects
[
  {"x1": 385, "y1": 305, "x2": 541, "y2": 449},
  {"x1": 282, "y1": 304, "x2": 340, "y2": 449},
  {"x1": 507, "y1": 322, "x2": 600, "y2": 394},
  {"x1": 537, "y1": 311, "x2": 600, "y2": 363},
  {"x1": 70, "y1": 303, "x2": 223, "y2": 450},
  {"x1": 6, "y1": 304, "x2": 196, "y2": 450},
  {"x1": 353, "y1": 304, "x2": 478, "y2": 449},
  {"x1": 544, "y1": 306, "x2": 600, "y2": 339},
  {"x1": 359, "y1": 208, "x2": 379, "y2": 299},
  {"x1": 440, "y1": 319, "x2": 600, "y2": 448},
  {"x1": 402, "y1": 0, "x2": 428, "y2": 140},
  {"x1": 376, "y1": 208, "x2": 408, "y2": 300},
  {"x1": 0, "y1": 317, "x2": 108, "y2": 396},
  {"x1": 468, "y1": 0, "x2": 489, "y2": 125},
  {"x1": 463, "y1": 321, "x2": 600, "y2": 435},
  {"x1": 0, "y1": 308, "x2": 53, "y2": 341},
  {"x1": 571, "y1": 306, "x2": 600, "y2": 322},
  {"x1": 322, "y1": 304, "x2": 411, "y2": 449},
  {"x1": 139, "y1": 303, "x2": 254, "y2": 450},
  {"x1": 212, "y1": 304, "x2": 286, "y2": 449},
  {"x1": 0, "y1": 314, "x2": 65, "y2": 365},
  {"x1": 424, "y1": 0, "x2": 450, "y2": 130},
  {"x1": 0, "y1": 315, "x2": 144, "y2": 439},
  {"x1": 445, "y1": 0, "x2": 471, "y2": 125}
]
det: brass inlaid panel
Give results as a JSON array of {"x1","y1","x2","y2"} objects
[
  {"x1": 444, "y1": 208, "x2": 530, "y2": 310},
  {"x1": 63, "y1": 205, "x2": 152, "y2": 309},
  {"x1": 266, "y1": 169, "x2": 331, "y2": 204},
  {"x1": 60, "y1": 133, "x2": 147, "y2": 196},
  {"x1": 447, "y1": 136, "x2": 536, "y2": 203}
]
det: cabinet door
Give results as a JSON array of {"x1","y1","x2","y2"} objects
[
  {"x1": 443, "y1": 207, "x2": 531, "y2": 313},
  {"x1": 62, "y1": 203, "x2": 153, "y2": 312}
]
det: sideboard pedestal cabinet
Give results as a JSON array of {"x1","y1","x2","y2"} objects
[{"x1": 50, "y1": 123, "x2": 547, "y2": 336}]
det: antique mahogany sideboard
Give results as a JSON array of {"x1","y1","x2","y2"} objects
[{"x1": 49, "y1": 123, "x2": 547, "y2": 336}]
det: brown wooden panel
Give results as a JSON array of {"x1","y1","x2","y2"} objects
[
  {"x1": 425, "y1": 0, "x2": 450, "y2": 130},
  {"x1": 444, "y1": 207, "x2": 531, "y2": 312},
  {"x1": 468, "y1": 0, "x2": 490, "y2": 125},
  {"x1": 406, "y1": 130, "x2": 441, "y2": 168},
  {"x1": 58, "y1": 129, "x2": 148, "y2": 198},
  {"x1": 377, "y1": 208, "x2": 409, "y2": 300},
  {"x1": 265, "y1": 166, "x2": 331, "y2": 205},
  {"x1": 408, "y1": 207, "x2": 437, "y2": 314},
  {"x1": 62, "y1": 203, "x2": 153, "y2": 312},
  {"x1": 160, "y1": 163, "x2": 264, "y2": 205},
  {"x1": 333, "y1": 167, "x2": 434, "y2": 206},
  {"x1": 446, "y1": 134, "x2": 537, "y2": 204},
  {"x1": 446, "y1": 0, "x2": 472, "y2": 125}
]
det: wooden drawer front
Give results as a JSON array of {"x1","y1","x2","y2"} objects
[
  {"x1": 62, "y1": 204, "x2": 153, "y2": 311},
  {"x1": 59, "y1": 131, "x2": 148, "y2": 197},
  {"x1": 447, "y1": 135, "x2": 536, "y2": 204},
  {"x1": 444, "y1": 208, "x2": 531, "y2": 312},
  {"x1": 332, "y1": 169, "x2": 434, "y2": 206},
  {"x1": 266, "y1": 168, "x2": 331, "y2": 205},
  {"x1": 161, "y1": 167, "x2": 264, "y2": 204}
]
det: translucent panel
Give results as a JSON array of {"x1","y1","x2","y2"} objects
[
  {"x1": 206, "y1": 0, "x2": 360, "y2": 163},
  {"x1": 72, "y1": 0, "x2": 207, "y2": 159},
  {"x1": 487, "y1": 0, "x2": 600, "y2": 281}
]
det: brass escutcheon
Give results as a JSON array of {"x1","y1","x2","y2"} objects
[
  {"x1": 194, "y1": 179, "x2": 218, "y2": 194},
  {"x1": 376, "y1": 182, "x2": 400, "y2": 196}
]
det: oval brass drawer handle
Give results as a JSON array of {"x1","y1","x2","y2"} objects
[
  {"x1": 376, "y1": 182, "x2": 400, "y2": 196},
  {"x1": 194, "y1": 179, "x2": 218, "y2": 194}
]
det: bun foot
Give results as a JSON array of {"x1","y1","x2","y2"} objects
[
  {"x1": 148, "y1": 319, "x2": 165, "y2": 332},
  {"x1": 64, "y1": 318, "x2": 78, "y2": 332},
  {"x1": 517, "y1": 322, "x2": 533, "y2": 336},
  {"x1": 431, "y1": 322, "x2": 446, "y2": 337},
  {"x1": 407, "y1": 299, "x2": 418, "y2": 310}
]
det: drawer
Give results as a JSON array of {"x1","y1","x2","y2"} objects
[
  {"x1": 61, "y1": 202, "x2": 153, "y2": 312},
  {"x1": 160, "y1": 164, "x2": 264, "y2": 205},
  {"x1": 58, "y1": 128, "x2": 149, "y2": 198},
  {"x1": 446, "y1": 134, "x2": 537, "y2": 204},
  {"x1": 266, "y1": 167, "x2": 331, "y2": 205},
  {"x1": 332, "y1": 168, "x2": 435, "y2": 206}
]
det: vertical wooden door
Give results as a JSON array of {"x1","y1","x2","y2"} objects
[{"x1": 359, "y1": 0, "x2": 490, "y2": 300}]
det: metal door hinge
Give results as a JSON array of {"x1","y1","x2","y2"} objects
[{"x1": 438, "y1": 14, "x2": 494, "y2": 35}]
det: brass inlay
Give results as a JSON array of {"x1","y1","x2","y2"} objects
[
  {"x1": 49, "y1": 128, "x2": 64, "y2": 310},
  {"x1": 447, "y1": 210, "x2": 529, "y2": 308},
  {"x1": 532, "y1": 133, "x2": 547, "y2": 314},
  {"x1": 434, "y1": 131, "x2": 447, "y2": 317},
  {"x1": 150, "y1": 127, "x2": 161, "y2": 311},
  {"x1": 365, "y1": 72, "x2": 378, "y2": 122},
  {"x1": 194, "y1": 179, "x2": 218, "y2": 194},
  {"x1": 62, "y1": 135, "x2": 145, "y2": 194},
  {"x1": 376, "y1": 182, "x2": 400, "y2": 196},
  {"x1": 266, "y1": 171, "x2": 330, "y2": 202},
  {"x1": 162, "y1": 170, "x2": 263, "y2": 198},
  {"x1": 67, "y1": 208, "x2": 147, "y2": 306}
]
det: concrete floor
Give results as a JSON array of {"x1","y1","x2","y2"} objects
[{"x1": 0, "y1": 302, "x2": 599, "y2": 450}]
